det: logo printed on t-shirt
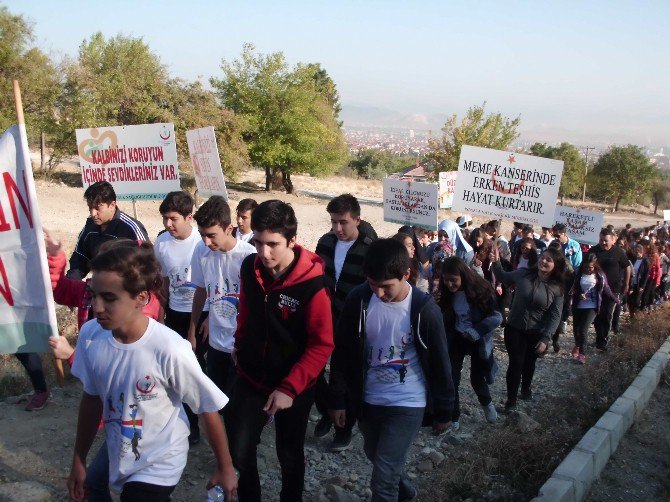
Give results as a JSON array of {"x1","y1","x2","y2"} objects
[
  {"x1": 208, "y1": 278, "x2": 240, "y2": 319},
  {"x1": 278, "y1": 294, "x2": 300, "y2": 320}
]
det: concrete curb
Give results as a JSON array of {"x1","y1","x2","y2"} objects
[{"x1": 532, "y1": 336, "x2": 670, "y2": 501}]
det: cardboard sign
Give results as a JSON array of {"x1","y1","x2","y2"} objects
[
  {"x1": 383, "y1": 177, "x2": 438, "y2": 230},
  {"x1": 0, "y1": 126, "x2": 58, "y2": 353},
  {"x1": 554, "y1": 205, "x2": 604, "y2": 245},
  {"x1": 186, "y1": 126, "x2": 228, "y2": 199},
  {"x1": 439, "y1": 171, "x2": 457, "y2": 209},
  {"x1": 76, "y1": 123, "x2": 180, "y2": 200},
  {"x1": 452, "y1": 145, "x2": 563, "y2": 227}
]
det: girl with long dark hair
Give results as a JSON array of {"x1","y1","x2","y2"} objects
[{"x1": 439, "y1": 257, "x2": 502, "y2": 427}]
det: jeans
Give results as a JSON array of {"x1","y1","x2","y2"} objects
[
  {"x1": 594, "y1": 295, "x2": 617, "y2": 347},
  {"x1": 227, "y1": 377, "x2": 315, "y2": 502},
  {"x1": 572, "y1": 308, "x2": 597, "y2": 352},
  {"x1": 448, "y1": 335, "x2": 491, "y2": 422},
  {"x1": 358, "y1": 404, "x2": 424, "y2": 502},
  {"x1": 14, "y1": 352, "x2": 47, "y2": 393},
  {"x1": 86, "y1": 442, "x2": 112, "y2": 502},
  {"x1": 165, "y1": 308, "x2": 208, "y2": 431},
  {"x1": 120, "y1": 481, "x2": 175, "y2": 502},
  {"x1": 504, "y1": 325, "x2": 542, "y2": 402}
]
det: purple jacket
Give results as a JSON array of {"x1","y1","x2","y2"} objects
[{"x1": 571, "y1": 271, "x2": 618, "y2": 314}]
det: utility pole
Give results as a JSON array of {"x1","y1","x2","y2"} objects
[{"x1": 582, "y1": 146, "x2": 595, "y2": 202}]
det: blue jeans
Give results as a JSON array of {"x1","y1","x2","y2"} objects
[
  {"x1": 358, "y1": 403, "x2": 424, "y2": 502},
  {"x1": 86, "y1": 441, "x2": 112, "y2": 502}
]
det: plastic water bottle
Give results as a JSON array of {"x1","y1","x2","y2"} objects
[{"x1": 205, "y1": 485, "x2": 225, "y2": 501}]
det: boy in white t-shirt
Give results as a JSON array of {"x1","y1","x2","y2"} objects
[
  {"x1": 155, "y1": 190, "x2": 209, "y2": 445},
  {"x1": 69, "y1": 240, "x2": 237, "y2": 502},
  {"x1": 189, "y1": 196, "x2": 256, "y2": 399},
  {"x1": 232, "y1": 198, "x2": 258, "y2": 244}
]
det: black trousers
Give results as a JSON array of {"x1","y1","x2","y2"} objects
[
  {"x1": 504, "y1": 325, "x2": 542, "y2": 403},
  {"x1": 314, "y1": 370, "x2": 356, "y2": 433},
  {"x1": 227, "y1": 377, "x2": 315, "y2": 502},
  {"x1": 449, "y1": 335, "x2": 492, "y2": 422},
  {"x1": 165, "y1": 308, "x2": 208, "y2": 431},
  {"x1": 120, "y1": 481, "x2": 175, "y2": 502},
  {"x1": 572, "y1": 308, "x2": 597, "y2": 352},
  {"x1": 594, "y1": 295, "x2": 617, "y2": 347},
  {"x1": 14, "y1": 352, "x2": 47, "y2": 393}
]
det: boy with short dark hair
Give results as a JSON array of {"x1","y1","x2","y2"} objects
[
  {"x1": 329, "y1": 238, "x2": 455, "y2": 501},
  {"x1": 154, "y1": 190, "x2": 209, "y2": 444},
  {"x1": 189, "y1": 196, "x2": 256, "y2": 400},
  {"x1": 233, "y1": 198, "x2": 258, "y2": 244},
  {"x1": 229, "y1": 199, "x2": 333, "y2": 502},
  {"x1": 69, "y1": 181, "x2": 148, "y2": 279}
]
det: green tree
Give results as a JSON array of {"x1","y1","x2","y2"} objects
[
  {"x1": 0, "y1": 6, "x2": 61, "y2": 148},
  {"x1": 426, "y1": 103, "x2": 520, "y2": 172},
  {"x1": 530, "y1": 142, "x2": 586, "y2": 203},
  {"x1": 589, "y1": 145, "x2": 657, "y2": 211},
  {"x1": 650, "y1": 172, "x2": 670, "y2": 215},
  {"x1": 211, "y1": 44, "x2": 347, "y2": 193},
  {"x1": 348, "y1": 149, "x2": 416, "y2": 179}
]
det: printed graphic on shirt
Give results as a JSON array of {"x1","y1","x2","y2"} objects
[
  {"x1": 105, "y1": 393, "x2": 144, "y2": 462},
  {"x1": 366, "y1": 330, "x2": 413, "y2": 383},
  {"x1": 207, "y1": 278, "x2": 240, "y2": 319},
  {"x1": 278, "y1": 293, "x2": 300, "y2": 320},
  {"x1": 167, "y1": 265, "x2": 197, "y2": 302}
]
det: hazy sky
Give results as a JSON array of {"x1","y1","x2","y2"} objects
[{"x1": 8, "y1": 0, "x2": 670, "y2": 146}]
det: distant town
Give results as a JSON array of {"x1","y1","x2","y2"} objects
[{"x1": 343, "y1": 126, "x2": 670, "y2": 171}]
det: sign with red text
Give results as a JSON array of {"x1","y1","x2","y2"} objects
[
  {"x1": 76, "y1": 123, "x2": 180, "y2": 200},
  {"x1": 185, "y1": 126, "x2": 228, "y2": 199},
  {"x1": 383, "y1": 177, "x2": 438, "y2": 230},
  {"x1": 553, "y1": 205, "x2": 604, "y2": 245},
  {"x1": 438, "y1": 171, "x2": 458, "y2": 208},
  {"x1": 452, "y1": 145, "x2": 563, "y2": 227},
  {"x1": 0, "y1": 126, "x2": 58, "y2": 354}
]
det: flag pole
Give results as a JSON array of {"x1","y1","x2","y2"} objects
[{"x1": 13, "y1": 80, "x2": 65, "y2": 387}]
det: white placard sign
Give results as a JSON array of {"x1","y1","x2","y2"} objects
[
  {"x1": 0, "y1": 126, "x2": 58, "y2": 354},
  {"x1": 76, "y1": 123, "x2": 180, "y2": 200},
  {"x1": 554, "y1": 205, "x2": 604, "y2": 245},
  {"x1": 186, "y1": 126, "x2": 228, "y2": 199},
  {"x1": 452, "y1": 145, "x2": 563, "y2": 227},
  {"x1": 439, "y1": 171, "x2": 457, "y2": 209},
  {"x1": 383, "y1": 177, "x2": 438, "y2": 230},
  {"x1": 664, "y1": 209, "x2": 670, "y2": 221}
]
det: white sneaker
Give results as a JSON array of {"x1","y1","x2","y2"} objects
[{"x1": 483, "y1": 402, "x2": 498, "y2": 423}]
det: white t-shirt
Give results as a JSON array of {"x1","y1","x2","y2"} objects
[
  {"x1": 71, "y1": 318, "x2": 227, "y2": 492},
  {"x1": 334, "y1": 239, "x2": 356, "y2": 282},
  {"x1": 190, "y1": 240, "x2": 256, "y2": 352},
  {"x1": 235, "y1": 228, "x2": 254, "y2": 244},
  {"x1": 154, "y1": 229, "x2": 202, "y2": 312},
  {"x1": 363, "y1": 286, "x2": 426, "y2": 407},
  {"x1": 577, "y1": 274, "x2": 598, "y2": 309}
]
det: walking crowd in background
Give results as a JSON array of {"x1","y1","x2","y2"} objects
[{"x1": 13, "y1": 181, "x2": 670, "y2": 501}]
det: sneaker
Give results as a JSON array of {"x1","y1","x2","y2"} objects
[
  {"x1": 552, "y1": 340, "x2": 560, "y2": 353},
  {"x1": 314, "y1": 416, "x2": 332, "y2": 438},
  {"x1": 330, "y1": 430, "x2": 353, "y2": 452},
  {"x1": 24, "y1": 391, "x2": 49, "y2": 411},
  {"x1": 577, "y1": 354, "x2": 586, "y2": 365},
  {"x1": 571, "y1": 346, "x2": 580, "y2": 359},
  {"x1": 446, "y1": 421, "x2": 460, "y2": 434},
  {"x1": 503, "y1": 400, "x2": 517, "y2": 413},
  {"x1": 483, "y1": 402, "x2": 498, "y2": 423},
  {"x1": 399, "y1": 478, "x2": 418, "y2": 501},
  {"x1": 519, "y1": 389, "x2": 533, "y2": 401}
]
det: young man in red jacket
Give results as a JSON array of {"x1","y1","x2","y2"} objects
[{"x1": 229, "y1": 200, "x2": 334, "y2": 502}]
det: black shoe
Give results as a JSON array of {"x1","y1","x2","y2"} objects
[
  {"x1": 503, "y1": 400, "x2": 517, "y2": 413},
  {"x1": 595, "y1": 343, "x2": 608, "y2": 352},
  {"x1": 314, "y1": 416, "x2": 332, "y2": 438},
  {"x1": 188, "y1": 428, "x2": 200, "y2": 446},
  {"x1": 553, "y1": 340, "x2": 560, "y2": 353},
  {"x1": 330, "y1": 430, "x2": 352, "y2": 452},
  {"x1": 519, "y1": 389, "x2": 533, "y2": 401},
  {"x1": 399, "y1": 479, "x2": 418, "y2": 501}
]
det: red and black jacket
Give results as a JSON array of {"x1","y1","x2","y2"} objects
[{"x1": 234, "y1": 245, "x2": 334, "y2": 398}]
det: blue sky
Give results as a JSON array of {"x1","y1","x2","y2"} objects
[{"x1": 8, "y1": 0, "x2": 670, "y2": 146}]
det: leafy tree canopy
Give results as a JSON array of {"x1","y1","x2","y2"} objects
[{"x1": 530, "y1": 142, "x2": 586, "y2": 199}]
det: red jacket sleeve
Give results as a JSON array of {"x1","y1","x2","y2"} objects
[
  {"x1": 50, "y1": 252, "x2": 87, "y2": 309},
  {"x1": 276, "y1": 288, "x2": 334, "y2": 399}
]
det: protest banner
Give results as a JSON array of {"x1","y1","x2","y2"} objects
[
  {"x1": 439, "y1": 171, "x2": 457, "y2": 209},
  {"x1": 0, "y1": 82, "x2": 58, "y2": 356},
  {"x1": 76, "y1": 123, "x2": 180, "y2": 201},
  {"x1": 452, "y1": 145, "x2": 563, "y2": 228},
  {"x1": 383, "y1": 177, "x2": 438, "y2": 230},
  {"x1": 554, "y1": 205, "x2": 604, "y2": 245},
  {"x1": 664, "y1": 209, "x2": 670, "y2": 221},
  {"x1": 185, "y1": 126, "x2": 228, "y2": 199}
]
